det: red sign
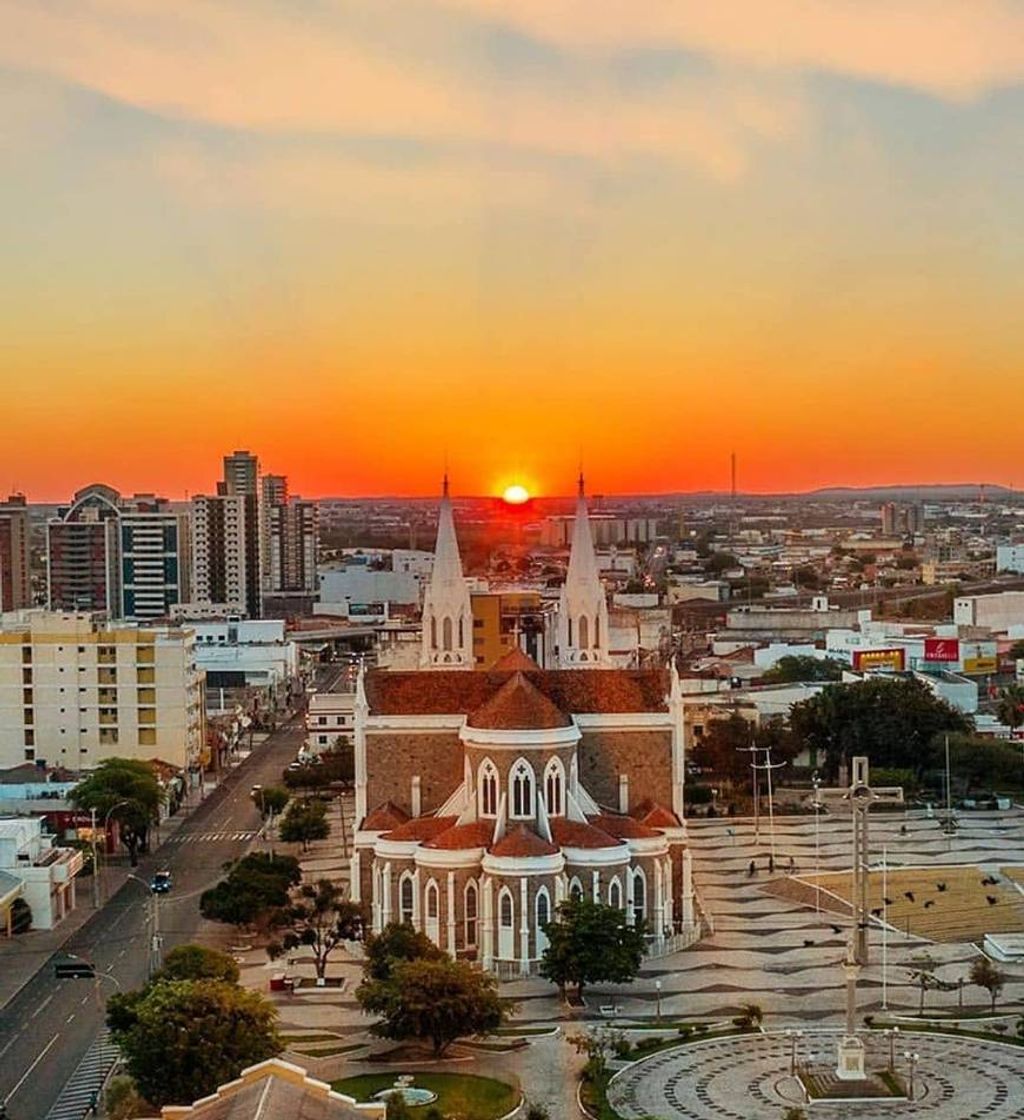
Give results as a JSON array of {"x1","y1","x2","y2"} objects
[
  {"x1": 924, "y1": 637, "x2": 959, "y2": 662},
  {"x1": 852, "y1": 648, "x2": 906, "y2": 672}
]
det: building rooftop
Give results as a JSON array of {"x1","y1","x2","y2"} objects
[
  {"x1": 489, "y1": 824, "x2": 560, "y2": 858},
  {"x1": 468, "y1": 672, "x2": 572, "y2": 731}
]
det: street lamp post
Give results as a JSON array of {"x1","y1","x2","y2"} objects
[
  {"x1": 888, "y1": 1026, "x2": 899, "y2": 1070},
  {"x1": 788, "y1": 1029, "x2": 804, "y2": 1075},
  {"x1": 126, "y1": 874, "x2": 162, "y2": 978},
  {"x1": 904, "y1": 1051, "x2": 919, "y2": 1100},
  {"x1": 811, "y1": 772, "x2": 822, "y2": 913},
  {"x1": 655, "y1": 979, "x2": 662, "y2": 1023}
]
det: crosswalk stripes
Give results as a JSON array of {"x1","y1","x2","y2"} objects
[
  {"x1": 45, "y1": 1029, "x2": 120, "y2": 1120},
  {"x1": 165, "y1": 830, "x2": 258, "y2": 844}
]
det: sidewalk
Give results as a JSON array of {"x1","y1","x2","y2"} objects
[{"x1": 0, "y1": 772, "x2": 237, "y2": 1011}]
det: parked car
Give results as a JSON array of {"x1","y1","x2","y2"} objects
[{"x1": 150, "y1": 870, "x2": 173, "y2": 894}]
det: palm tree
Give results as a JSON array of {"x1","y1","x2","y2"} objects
[{"x1": 997, "y1": 684, "x2": 1024, "y2": 730}]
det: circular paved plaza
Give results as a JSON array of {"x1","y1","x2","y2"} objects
[{"x1": 607, "y1": 1032, "x2": 1024, "y2": 1120}]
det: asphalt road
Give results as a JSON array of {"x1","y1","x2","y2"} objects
[{"x1": 0, "y1": 706, "x2": 313, "y2": 1120}]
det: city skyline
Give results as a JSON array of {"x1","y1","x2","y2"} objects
[{"x1": 3, "y1": 2, "x2": 1023, "y2": 498}]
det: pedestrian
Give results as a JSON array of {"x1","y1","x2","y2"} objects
[
  {"x1": 87, "y1": 1089, "x2": 99, "y2": 1115},
  {"x1": 748, "y1": 860, "x2": 756, "y2": 877},
  {"x1": 768, "y1": 854, "x2": 775, "y2": 873},
  {"x1": 788, "y1": 855, "x2": 796, "y2": 873}
]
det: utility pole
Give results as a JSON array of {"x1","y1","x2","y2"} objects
[
  {"x1": 149, "y1": 890, "x2": 162, "y2": 978},
  {"x1": 90, "y1": 808, "x2": 100, "y2": 910}
]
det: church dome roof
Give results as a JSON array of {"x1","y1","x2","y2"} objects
[
  {"x1": 551, "y1": 818, "x2": 623, "y2": 850},
  {"x1": 489, "y1": 824, "x2": 560, "y2": 858},
  {"x1": 361, "y1": 801, "x2": 410, "y2": 831},
  {"x1": 383, "y1": 815, "x2": 458, "y2": 842},
  {"x1": 468, "y1": 672, "x2": 572, "y2": 731},
  {"x1": 491, "y1": 647, "x2": 541, "y2": 672},
  {"x1": 423, "y1": 820, "x2": 495, "y2": 850},
  {"x1": 588, "y1": 813, "x2": 662, "y2": 840}
]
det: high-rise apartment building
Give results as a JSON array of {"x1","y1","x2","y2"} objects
[
  {"x1": 0, "y1": 493, "x2": 31, "y2": 611},
  {"x1": 260, "y1": 474, "x2": 317, "y2": 597},
  {"x1": 218, "y1": 450, "x2": 261, "y2": 616},
  {"x1": 190, "y1": 494, "x2": 250, "y2": 615},
  {"x1": 0, "y1": 610, "x2": 205, "y2": 771},
  {"x1": 120, "y1": 497, "x2": 190, "y2": 621}
]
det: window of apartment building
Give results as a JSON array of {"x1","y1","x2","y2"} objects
[
  {"x1": 139, "y1": 728, "x2": 156, "y2": 746},
  {"x1": 21, "y1": 646, "x2": 32, "y2": 664},
  {"x1": 24, "y1": 748, "x2": 35, "y2": 761},
  {"x1": 318, "y1": 716, "x2": 327, "y2": 725},
  {"x1": 24, "y1": 707, "x2": 33, "y2": 725},
  {"x1": 24, "y1": 729, "x2": 34, "y2": 746},
  {"x1": 23, "y1": 688, "x2": 32, "y2": 705},
  {"x1": 22, "y1": 667, "x2": 31, "y2": 684}
]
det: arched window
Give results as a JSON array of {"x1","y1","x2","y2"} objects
[
  {"x1": 569, "y1": 876, "x2": 583, "y2": 902},
  {"x1": 399, "y1": 874, "x2": 415, "y2": 926},
  {"x1": 465, "y1": 881, "x2": 478, "y2": 947},
  {"x1": 442, "y1": 617, "x2": 453, "y2": 651},
  {"x1": 543, "y1": 757, "x2": 564, "y2": 817},
  {"x1": 510, "y1": 759, "x2": 534, "y2": 818},
  {"x1": 593, "y1": 615, "x2": 600, "y2": 649},
  {"x1": 426, "y1": 881, "x2": 438, "y2": 918},
  {"x1": 498, "y1": 888, "x2": 515, "y2": 959},
  {"x1": 632, "y1": 868, "x2": 647, "y2": 926},
  {"x1": 458, "y1": 616, "x2": 464, "y2": 649},
  {"x1": 608, "y1": 877, "x2": 622, "y2": 910},
  {"x1": 424, "y1": 879, "x2": 440, "y2": 944},
  {"x1": 567, "y1": 616, "x2": 573, "y2": 647},
  {"x1": 478, "y1": 759, "x2": 498, "y2": 817},
  {"x1": 536, "y1": 888, "x2": 551, "y2": 955},
  {"x1": 430, "y1": 616, "x2": 437, "y2": 650},
  {"x1": 578, "y1": 615, "x2": 589, "y2": 650}
]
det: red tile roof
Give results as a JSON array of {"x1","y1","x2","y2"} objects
[
  {"x1": 491, "y1": 647, "x2": 541, "y2": 672},
  {"x1": 636, "y1": 800, "x2": 682, "y2": 829},
  {"x1": 468, "y1": 672, "x2": 572, "y2": 731},
  {"x1": 550, "y1": 818, "x2": 623, "y2": 850},
  {"x1": 366, "y1": 667, "x2": 669, "y2": 717},
  {"x1": 382, "y1": 815, "x2": 458, "y2": 842},
  {"x1": 361, "y1": 801, "x2": 410, "y2": 831},
  {"x1": 423, "y1": 820, "x2": 495, "y2": 850},
  {"x1": 489, "y1": 824, "x2": 560, "y2": 858},
  {"x1": 588, "y1": 813, "x2": 662, "y2": 840}
]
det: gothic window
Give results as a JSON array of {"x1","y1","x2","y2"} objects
[
  {"x1": 594, "y1": 615, "x2": 600, "y2": 649},
  {"x1": 632, "y1": 868, "x2": 647, "y2": 926},
  {"x1": 399, "y1": 874, "x2": 415, "y2": 925},
  {"x1": 569, "y1": 876, "x2": 583, "y2": 902},
  {"x1": 424, "y1": 879, "x2": 440, "y2": 944},
  {"x1": 498, "y1": 888, "x2": 515, "y2": 959},
  {"x1": 510, "y1": 758, "x2": 534, "y2": 818},
  {"x1": 442, "y1": 617, "x2": 453, "y2": 651},
  {"x1": 479, "y1": 759, "x2": 498, "y2": 817},
  {"x1": 608, "y1": 876, "x2": 622, "y2": 909},
  {"x1": 426, "y1": 881, "x2": 438, "y2": 918},
  {"x1": 543, "y1": 757, "x2": 564, "y2": 817},
  {"x1": 578, "y1": 615, "x2": 589, "y2": 650},
  {"x1": 458, "y1": 615, "x2": 464, "y2": 648},
  {"x1": 535, "y1": 888, "x2": 551, "y2": 954},
  {"x1": 567, "y1": 616, "x2": 573, "y2": 647},
  {"x1": 430, "y1": 616, "x2": 437, "y2": 650},
  {"x1": 465, "y1": 881, "x2": 478, "y2": 947}
]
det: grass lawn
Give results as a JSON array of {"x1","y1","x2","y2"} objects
[
  {"x1": 332, "y1": 1073, "x2": 519, "y2": 1119},
  {"x1": 790, "y1": 865, "x2": 1024, "y2": 942},
  {"x1": 292, "y1": 1043, "x2": 365, "y2": 1057}
]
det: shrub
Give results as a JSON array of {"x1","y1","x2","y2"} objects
[{"x1": 613, "y1": 1038, "x2": 632, "y2": 1058}]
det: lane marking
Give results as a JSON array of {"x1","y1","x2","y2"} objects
[
  {"x1": 66, "y1": 1013, "x2": 76, "y2": 1024},
  {"x1": 31, "y1": 993, "x2": 54, "y2": 1019},
  {"x1": 0, "y1": 1036, "x2": 17, "y2": 1060},
  {"x1": 80, "y1": 995, "x2": 90, "y2": 1006},
  {"x1": 6, "y1": 1031, "x2": 59, "y2": 1101}
]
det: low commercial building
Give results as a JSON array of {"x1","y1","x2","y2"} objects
[
  {"x1": 0, "y1": 611, "x2": 205, "y2": 772},
  {"x1": 0, "y1": 816, "x2": 83, "y2": 931},
  {"x1": 191, "y1": 619, "x2": 300, "y2": 692},
  {"x1": 305, "y1": 690, "x2": 356, "y2": 754}
]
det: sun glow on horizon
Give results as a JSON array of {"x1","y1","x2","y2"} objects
[{"x1": 502, "y1": 484, "x2": 530, "y2": 505}]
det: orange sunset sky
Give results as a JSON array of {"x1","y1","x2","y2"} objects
[{"x1": 2, "y1": 2, "x2": 1023, "y2": 501}]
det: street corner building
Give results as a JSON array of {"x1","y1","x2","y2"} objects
[{"x1": 351, "y1": 478, "x2": 697, "y2": 978}]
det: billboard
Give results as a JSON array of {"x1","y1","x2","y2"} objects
[
  {"x1": 924, "y1": 637, "x2": 960, "y2": 663},
  {"x1": 852, "y1": 648, "x2": 906, "y2": 672},
  {"x1": 962, "y1": 656, "x2": 998, "y2": 675}
]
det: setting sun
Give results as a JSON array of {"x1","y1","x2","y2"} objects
[{"x1": 502, "y1": 484, "x2": 530, "y2": 505}]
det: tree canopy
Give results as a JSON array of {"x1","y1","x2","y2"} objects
[
  {"x1": 278, "y1": 798, "x2": 330, "y2": 850},
  {"x1": 267, "y1": 879, "x2": 364, "y2": 979},
  {"x1": 969, "y1": 956, "x2": 1007, "y2": 1012},
  {"x1": 107, "y1": 979, "x2": 280, "y2": 1107},
  {"x1": 199, "y1": 852, "x2": 301, "y2": 929},
  {"x1": 788, "y1": 677, "x2": 971, "y2": 780},
  {"x1": 70, "y1": 758, "x2": 164, "y2": 865},
  {"x1": 997, "y1": 684, "x2": 1024, "y2": 730},
  {"x1": 691, "y1": 713, "x2": 797, "y2": 785},
  {"x1": 251, "y1": 785, "x2": 290, "y2": 818},
  {"x1": 761, "y1": 655, "x2": 844, "y2": 685},
  {"x1": 363, "y1": 921, "x2": 446, "y2": 982},
  {"x1": 154, "y1": 944, "x2": 240, "y2": 985},
  {"x1": 358, "y1": 956, "x2": 507, "y2": 1056},
  {"x1": 538, "y1": 898, "x2": 647, "y2": 999}
]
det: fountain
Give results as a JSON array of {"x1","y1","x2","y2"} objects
[{"x1": 372, "y1": 1075, "x2": 438, "y2": 1107}]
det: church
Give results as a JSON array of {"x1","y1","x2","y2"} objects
[{"x1": 351, "y1": 478, "x2": 695, "y2": 977}]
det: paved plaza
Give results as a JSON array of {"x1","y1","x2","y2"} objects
[{"x1": 608, "y1": 1032, "x2": 1024, "y2": 1120}]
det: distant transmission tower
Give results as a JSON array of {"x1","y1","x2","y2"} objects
[{"x1": 729, "y1": 451, "x2": 737, "y2": 549}]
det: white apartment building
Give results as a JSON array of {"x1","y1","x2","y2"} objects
[
  {"x1": 997, "y1": 546, "x2": 1024, "y2": 575},
  {"x1": 0, "y1": 611, "x2": 206, "y2": 772},
  {"x1": 305, "y1": 690, "x2": 356, "y2": 754},
  {"x1": 190, "y1": 494, "x2": 250, "y2": 616},
  {"x1": 0, "y1": 816, "x2": 84, "y2": 931},
  {"x1": 120, "y1": 507, "x2": 190, "y2": 621}
]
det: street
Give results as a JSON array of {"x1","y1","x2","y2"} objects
[{"x1": 0, "y1": 711, "x2": 310, "y2": 1120}]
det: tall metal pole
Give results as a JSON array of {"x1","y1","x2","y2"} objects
[
  {"x1": 812, "y1": 774, "x2": 821, "y2": 914},
  {"x1": 90, "y1": 808, "x2": 100, "y2": 910},
  {"x1": 881, "y1": 844, "x2": 888, "y2": 1011}
]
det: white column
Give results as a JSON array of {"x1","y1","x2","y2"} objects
[
  {"x1": 350, "y1": 848, "x2": 362, "y2": 903},
  {"x1": 371, "y1": 860, "x2": 381, "y2": 931},
  {"x1": 618, "y1": 773, "x2": 629, "y2": 814},
  {"x1": 654, "y1": 860, "x2": 665, "y2": 949},
  {"x1": 519, "y1": 876, "x2": 530, "y2": 975},
  {"x1": 482, "y1": 876, "x2": 494, "y2": 970},
  {"x1": 626, "y1": 866, "x2": 635, "y2": 925},
  {"x1": 412, "y1": 868, "x2": 422, "y2": 930},
  {"x1": 446, "y1": 872, "x2": 456, "y2": 956},
  {"x1": 592, "y1": 869, "x2": 600, "y2": 902},
  {"x1": 555, "y1": 874, "x2": 566, "y2": 905},
  {"x1": 663, "y1": 856, "x2": 674, "y2": 934},
  {"x1": 381, "y1": 861, "x2": 392, "y2": 927},
  {"x1": 354, "y1": 694, "x2": 369, "y2": 824},
  {"x1": 682, "y1": 849, "x2": 695, "y2": 928},
  {"x1": 411, "y1": 775, "x2": 422, "y2": 819}
]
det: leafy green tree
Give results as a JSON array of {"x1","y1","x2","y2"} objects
[
  {"x1": 788, "y1": 677, "x2": 971, "y2": 780},
  {"x1": 1009, "y1": 640, "x2": 1024, "y2": 663},
  {"x1": 997, "y1": 684, "x2": 1024, "y2": 731},
  {"x1": 267, "y1": 879, "x2": 364, "y2": 980},
  {"x1": 358, "y1": 957, "x2": 507, "y2": 1057},
  {"x1": 251, "y1": 785, "x2": 290, "y2": 818},
  {"x1": 539, "y1": 898, "x2": 647, "y2": 1001},
  {"x1": 155, "y1": 944, "x2": 240, "y2": 985},
  {"x1": 70, "y1": 758, "x2": 164, "y2": 865},
  {"x1": 200, "y1": 853, "x2": 301, "y2": 929},
  {"x1": 969, "y1": 956, "x2": 1007, "y2": 1012},
  {"x1": 762, "y1": 656, "x2": 844, "y2": 685},
  {"x1": 363, "y1": 922, "x2": 446, "y2": 982},
  {"x1": 942, "y1": 734, "x2": 1022, "y2": 794},
  {"x1": 278, "y1": 798, "x2": 330, "y2": 850},
  {"x1": 282, "y1": 740, "x2": 354, "y2": 790},
  {"x1": 107, "y1": 980, "x2": 280, "y2": 1107}
]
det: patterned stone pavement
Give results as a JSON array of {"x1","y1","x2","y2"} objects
[{"x1": 608, "y1": 1032, "x2": 1024, "y2": 1120}]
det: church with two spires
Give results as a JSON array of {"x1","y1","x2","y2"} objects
[{"x1": 351, "y1": 478, "x2": 695, "y2": 976}]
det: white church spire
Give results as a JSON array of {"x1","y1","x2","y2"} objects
[
  {"x1": 420, "y1": 474, "x2": 473, "y2": 668},
  {"x1": 556, "y1": 474, "x2": 610, "y2": 668}
]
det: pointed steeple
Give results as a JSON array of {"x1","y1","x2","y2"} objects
[
  {"x1": 556, "y1": 475, "x2": 610, "y2": 668},
  {"x1": 420, "y1": 475, "x2": 473, "y2": 669}
]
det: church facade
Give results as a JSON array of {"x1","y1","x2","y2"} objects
[{"x1": 351, "y1": 479, "x2": 694, "y2": 977}]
